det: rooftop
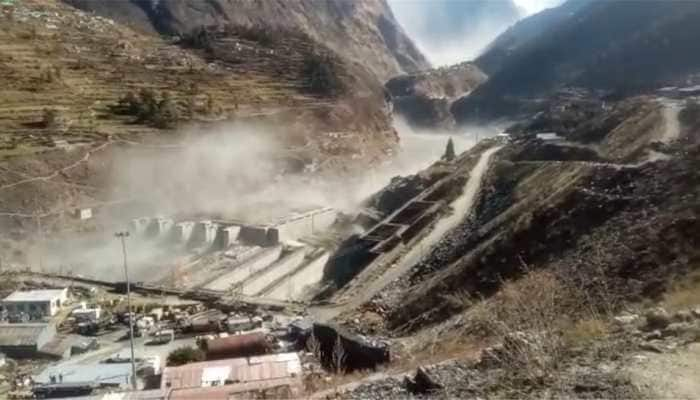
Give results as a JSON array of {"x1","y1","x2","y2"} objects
[
  {"x1": 3, "y1": 289, "x2": 67, "y2": 302},
  {"x1": 0, "y1": 323, "x2": 49, "y2": 346},
  {"x1": 162, "y1": 352, "x2": 301, "y2": 390},
  {"x1": 35, "y1": 362, "x2": 133, "y2": 386}
]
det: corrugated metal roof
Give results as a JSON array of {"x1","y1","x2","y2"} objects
[
  {"x1": 3, "y1": 289, "x2": 66, "y2": 302},
  {"x1": 0, "y1": 323, "x2": 48, "y2": 346},
  {"x1": 162, "y1": 352, "x2": 301, "y2": 390}
]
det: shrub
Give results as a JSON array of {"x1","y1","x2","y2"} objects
[
  {"x1": 113, "y1": 89, "x2": 179, "y2": 129},
  {"x1": 166, "y1": 346, "x2": 205, "y2": 366},
  {"x1": 679, "y1": 99, "x2": 700, "y2": 127},
  {"x1": 152, "y1": 92, "x2": 179, "y2": 129},
  {"x1": 303, "y1": 52, "x2": 344, "y2": 96},
  {"x1": 180, "y1": 26, "x2": 215, "y2": 51},
  {"x1": 465, "y1": 269, "x2": 610, "y2": 384}
]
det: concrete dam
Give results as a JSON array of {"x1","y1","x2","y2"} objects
[{"x1": 117, "y1": 207, "x2": 337, "y2": 302}]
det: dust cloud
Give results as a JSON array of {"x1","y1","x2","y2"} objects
[{"x1": 32, "y1": 118, "x2": 505, "y2": 281}]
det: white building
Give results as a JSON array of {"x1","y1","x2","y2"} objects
[
  {"x1": 2, "y1": 289, "x2": 69, "y2": 318},
  {"x1": 536, "y1": 132, "x2": 564, "y2": 142}
]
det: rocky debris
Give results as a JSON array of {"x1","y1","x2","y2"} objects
[
  {"x1": 403, "y1": 366, "x2": 443, "y2": 394},
  {"x1": 312, "y1": 323, "x2": 390, "y2": 372},
  {"x1": 644, "y1": 307, "x2": 672, "y2": 330},
  {"x1": 613, "y1": 313, "x2": 641, "y2": 327}
]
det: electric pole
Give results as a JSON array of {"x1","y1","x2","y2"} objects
[{"x1": 116, "y1": 231, "x2": 137, "y2": 391}]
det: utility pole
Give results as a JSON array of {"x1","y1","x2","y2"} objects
[{"x1": 116, "y1": 231, "x2": 137, "y2": 391}]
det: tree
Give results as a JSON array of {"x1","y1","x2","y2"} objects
[
  {"x1": 303, "y1": 52, "x2": 343, "y2": 96},
  {"x1": 153, "y1": 91, "x2": 179, "y2": 129},
  {"x1": 167, "y1": 346, "x2": 205, "y2": 366},
  {"x1": 442, "y1": 137, "x2": 456, "y2": 161}
]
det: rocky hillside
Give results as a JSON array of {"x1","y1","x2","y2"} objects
[
  {"x1": 63, "y1": 0, "x2": 429, "y2": 81},
  {"x1": 475, "y1": 0, "x2": 593, "y2": 76},
  {"x1": 385, "y1": 63, "x2": 487, "y2": 129},
  {"x1": 453, "y1": 0, "x2": 700, "y2": 122},
  {"x1": 315, "y1": 94, "x2": 700, "y2": 399},
  {"x1": 0, "y1": 0, "x2": 403, "y2": 241}
]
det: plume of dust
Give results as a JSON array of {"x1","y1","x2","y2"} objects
[{"x1": 35, "y1": 119, "x2": 504, "y2": 281}]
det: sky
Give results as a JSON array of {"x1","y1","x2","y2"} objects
[
  {"x1": 389, "y1": 0, "x2": 565, "y2": 66},
  {"x1": 512, "y1": 0, "x2": 564, "y2": 15}
]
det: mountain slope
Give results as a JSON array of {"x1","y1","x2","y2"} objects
[
  {"x1": 475, "y1": 0, "x2": 593, "y2": 75},
  {"x1": 389, "y1": 0, "x2": 521, "y2": 66},
  {"x1": 63, "y1": 0, "x2": 430, "y2": 81},
  {"x1": 385, "y1": 62, "x2": 487, "y2": 129},
  {"x1": 453, "y1": 0, "x2": 700, "y2": 121},
  {"x1": 0, "y1": 0, "x2": 402, "y2": 239}
]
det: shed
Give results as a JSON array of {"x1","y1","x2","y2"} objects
[
  {"x1": 2, "y1": 288, "x2": 68, "y2": 318},
  {"x1": 0, "y1": 323, "x2": 55, "y2": 358},
  {"x1": 535, "y1": 132, "x2": 564, "y2": 142},
  {"x1": 161, "y1": 352, "x2": 301, "y2": 391}
]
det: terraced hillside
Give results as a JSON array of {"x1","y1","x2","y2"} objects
[{"x1": 0, "y1": 0, "x2": 399, "y2": 239}]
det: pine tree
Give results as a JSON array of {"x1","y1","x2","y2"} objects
[{"x1": 443, "y1": 137, "x2": 456, "y2": 161}]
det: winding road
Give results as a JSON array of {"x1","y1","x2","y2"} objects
[{"x1": 311, "y1": 146, "x2": 502, "y2": 321}]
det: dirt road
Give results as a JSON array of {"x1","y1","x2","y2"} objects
[
  {"x1": 659, "y1": 98, "x2": 682, "y2": 143},
  {"x1": 627, "y1": 342, "x2": 700, "y2": 399},
  {"x1": 312, "y1": 146, "x2": 502, "y2": 321}
]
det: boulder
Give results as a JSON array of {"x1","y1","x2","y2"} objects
[
  {"x1": 644, "y1": 330, "x2": 663, "y2": 341},
  {"x1": 692, "y1": 308, "x2": 700, "y2": 319},
  {"x1": 613, "y1": 314, "x2": 640, "y2": 325},
  {"x1": 404, "y1": 366, "x2": 443, "y2": 394},
  {"x1": 672, "y1": 310, "x2": 693, "y2": 323},
  {"x1": 661, "y1": 322, "x2": 693, "y2": 338},
  {"x1": 639, "y1": 342, "x2": 664, "y2": 353},
  {"x1": 645, "y1": 307, "x2": 671, "y2": 330},
  {"x1": 478, "y1": 344, "x2": 504, "y2": 368}
]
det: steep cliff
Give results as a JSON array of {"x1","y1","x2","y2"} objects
[{"x1": 64, "y1": 0, "x2": 430, "y2": 81}]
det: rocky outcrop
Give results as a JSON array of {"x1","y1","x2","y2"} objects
[{"x1": 386, "y1": 63, "x2": 486, "y2": 129}]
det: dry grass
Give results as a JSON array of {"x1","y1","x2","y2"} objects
[
  {"x1": 458, "y1": 269, "x2": 616, "y2": 385},
  {"x1": 662, "y1": 268, "x2": 700, "y2": 311},
  {"x1": 563, "y1": 317, "x2": 610, "y2": 347}
]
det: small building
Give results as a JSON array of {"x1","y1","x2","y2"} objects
[
  {"x1": 536, "y1": 132, "x2": 564, "y2": 142},
  {"x1": 495, "y1": 132, "x2": 512, "y2": 143},
  {"x1": 0, "y1": 323, "x2": 56, "y2": 358},
  {"x1": 161, "y1": 353, "x2": 302, "y2": 398},
  {"x1": 74, "y1": 208, "x2": 93, "y2": 220},
  {"x1": 2, "y1": 289, "x2": 68, "y2": 319},
  {"x1": 35, "y1": 362, "x2": 135, "y2": 390}
]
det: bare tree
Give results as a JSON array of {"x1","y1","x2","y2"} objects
[
  {"x1": 331, "y1": 335, "x2": 346, "y2": 374},
  {"x1": 306, "y1": 332, "x2": 322, "y2": 358}
]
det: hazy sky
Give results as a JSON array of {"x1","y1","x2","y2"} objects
[
  {"x1": 389, "y1": 0, "x2": 564, "y2": 66},
  {"x1": 512, "y1": 0, "x2": 564, "y2": 15}
]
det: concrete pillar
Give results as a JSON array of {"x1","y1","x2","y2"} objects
[
  {"x1": 147, "y1": 218, "x2": 174, "y2": 237},
  {"x1": 129, "y1": 217, "x2": 151, "y2": 235},
  {"x1": 190, "y1": 220, "x2": 219, "y2": 247},
  {"x1": 172, "y1": 221, "x2": 195, "y2": 243},
  {"x1": 214, "y1": 226, "x2": 241, "y2": 250}
]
